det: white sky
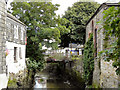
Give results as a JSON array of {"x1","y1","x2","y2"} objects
[{"x1": 7, "y1": 0, "x2": 120, "y2": 16}]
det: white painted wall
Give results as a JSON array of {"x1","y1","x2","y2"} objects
[
  {"x1": 0, "y1": 74, "x2": 8, "y2": 90},
  {"x1": 6, "y1": 41, "x2": 26, "y2": 74}
]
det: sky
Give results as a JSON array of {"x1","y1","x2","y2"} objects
[
  {"x1": 7, "y1": 0, "x2": 120, "y2": 16},
  {"x1": 52, "y1": 0, "x2": 106, "y2": 16}
]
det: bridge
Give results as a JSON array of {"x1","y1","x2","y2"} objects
[
  {"x1": 46, "y1": 60, "x2": 75, "y2": 69},
  {"x1": 46, "y1": 60, "x2": 73, "y2": 63}
]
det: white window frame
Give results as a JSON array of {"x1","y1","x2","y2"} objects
[
  {"x1": 19, "y1": 47, "x2": 22, "y2": 59},
  {"x1": 21, "y1": 27, "x2": 24, "y2": 40},
  {"x1": 14, "y1": 25, "x2": 18, "y2": 39},
  {"x1": 14, "y1": 47, "x2": 18, "y2": 63}
]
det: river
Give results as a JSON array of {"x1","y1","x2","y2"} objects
[
  {"x1": 34, "y1": 71, "x2": 75, "y2": 89},
  {"x1": 33, "y1": 62, "x2": 85, "y2": 89}
]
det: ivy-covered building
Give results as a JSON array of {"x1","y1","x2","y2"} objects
[
  {"x1": 0, "y1": 0, "x2": 26, "y2": 89},
  {"x1": 86, "y1": 3, "x2": 120, "y2": 88}
]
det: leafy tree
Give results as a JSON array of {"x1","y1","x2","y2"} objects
[
  {"x1": 99, "y1": 5, "x2": 120, "y2": 75},
  {"x1": 61, "y1": 2, "x2": 99, "y2": 47},
  {"x1": 9, "y1": 1, "x2": 69, "y2": 87}
]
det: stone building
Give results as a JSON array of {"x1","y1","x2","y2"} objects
[
  {"x1": 0, "y1": 0, "x2": 26, "y2": 89},
  {"x1": 86, "y1": 3, "x2": 120, "y2": 88}
]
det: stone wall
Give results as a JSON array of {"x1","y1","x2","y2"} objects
[
  {"x1": 92, "y1": 7, "x2": 104, "y2": 88},
  {"x1": 0, "y1": 0, "x2": 9, "y2": 89},
  {"x1": 0, "y1": 0, "x2": 26, "y2": 89},
  {"x1": 86, "y1": 4, "x2": 119, "y2": 88},
  {"x1": 6, "y1": 13, "x2": 26, "y2": 45},
  {"x1": 0, "y1": 0, "x2": 7, "y2": 74}
]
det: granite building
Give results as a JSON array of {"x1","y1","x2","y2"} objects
[
  {"x1": 86, "y1": 3, "x2": 120, "y2": 88},
  {"x1": 0, "y1": 0, "x2": 26, "y2": 89}
]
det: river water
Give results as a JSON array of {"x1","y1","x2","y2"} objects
[
  {"x1": 33, "y1": 62, "x2": 85, "y2": 89},
  {"x1": 34, "y1": 71, "x2": 74, "y2": 89}
]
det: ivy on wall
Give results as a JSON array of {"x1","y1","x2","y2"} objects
[
  {"x1": 83, "y1": 33, "x2": 94, "y2": 85},
  {"x1": 99, "y1": 5, "x2": 120, "y2": 75}
]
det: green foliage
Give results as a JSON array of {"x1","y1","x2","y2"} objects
[
  {"x1": 61, "y1": 2, "x2": 99, "y2": 47},
  {"x1": 9, "y1": 1, "x2": 70, "y2": 72},
  {"x1": 71, "y1": 55, "x2": 80, "y2": 61},
  {"x1": 7, "y1": 78, "x2": 17, "y2": 88},
  {"x1": 83, "y1": 33, "x2": 94, "y2": 85},
  {"x1": 99, "y1": 5, "x2": 120, "y2": 75},
  {"x1": 26, "y1": 58, "x2": 44, "y2": 71}
]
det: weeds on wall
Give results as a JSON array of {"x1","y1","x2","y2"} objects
[{"x1": 83, "y1": 33, "x2": 94, "y2": 85}]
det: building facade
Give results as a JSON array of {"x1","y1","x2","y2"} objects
[
  {"x1": 0, "y1": 0, "x2": 26, "y2": 89},
  {"x1": 6, "y1": 13, "x2": 26, "y2": 74},
  {"x1": 86, "y1": 3, "x2": 120, "y2": 88}
]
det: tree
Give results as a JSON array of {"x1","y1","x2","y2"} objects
[
  {"x1": 9, "y1": 1, "x2": 69, "y2": 87},
  {"x1": 61, "y1": 2, "x2": 99, "y2": 47}
]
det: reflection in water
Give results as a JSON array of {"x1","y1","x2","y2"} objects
[
  {"x1": 34, "y1": 72, "x2": 72, "y2": 89},
  {"x1": 34, "y1": 77, "x2": 47, "y2": 88}
]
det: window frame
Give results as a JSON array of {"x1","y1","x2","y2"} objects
[
  {"x1": 14, "y1": 47, "x2": 18, "y2": 63},
  {"x1": 14, "y1": 25, "x2": 18, "y2": 39}
]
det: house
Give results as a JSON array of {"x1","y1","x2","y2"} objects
[
  {"x1": 6, "y1": 13, "x2": 26, "y2": 74},
  {"x1": 86, "y1": 3, "x2": 120, "y2": 88},
  {"x1": 0, "y1": 0, "x2": 26, "y2": 89}
]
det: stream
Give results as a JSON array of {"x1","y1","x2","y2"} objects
[
  {"x1": 33, "y1": 63, "x2": 84, "y2": 89},
  {"x1": 34, "y1": 71, "x2": 74, "y2": 89}
]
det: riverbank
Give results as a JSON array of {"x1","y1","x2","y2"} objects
[{"x1": 6, "y1": 60, "x2": 85, "y2": 89}]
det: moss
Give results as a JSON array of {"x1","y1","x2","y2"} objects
[
  {"x1": 92, "y1": 83, "x2": 100, "y2": 88},
  {"x1": 85, "y1": 83, "x2": 100, "y2": 88}
]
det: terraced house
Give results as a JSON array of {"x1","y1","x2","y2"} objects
[{"x1": 0, "y1": 0, "x2": 26, "y2": 89}]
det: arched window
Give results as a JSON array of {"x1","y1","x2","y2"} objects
[
  {"x1": 92, "y1": 20, "x2": 94, "y2": 33},
  {"x1": 94, "y1": 27, "x2": 97, "y2": 57}
]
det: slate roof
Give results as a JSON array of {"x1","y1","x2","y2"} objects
[{"x1": 7, "y1": 12, "x2": 26, "y2": 26}]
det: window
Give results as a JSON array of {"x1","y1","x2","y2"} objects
[
  {"x1": 7, "y1": 23, "x2": 11, "y2": 39},
  {"x1": 14, "y1": 47, "x2": 17, "y2": 63},
  {"x1": 6, "y1": 23, "x2": 9, "y2": 39},
  {"x1": 92, "y1": 20, "x2": 94, "y2": 33},
  {"x1": 94, "y1": 28, "x2": 97, "y2": 57},
  {"x1": 10, "y1": 23, "x2": 12, "y2": 34},
  {"x1": 11, "y1": 24, "x2": 14, "y2": 40},
  {"x1": 19, "y1": 47, "x2": 22, "y2": 59},
  {"x1": 21, "y1": 27, "x2": 24, "y2": 40},
  {"x1": 14, "y1": 25, "x2": 18, "y2": 39}
]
